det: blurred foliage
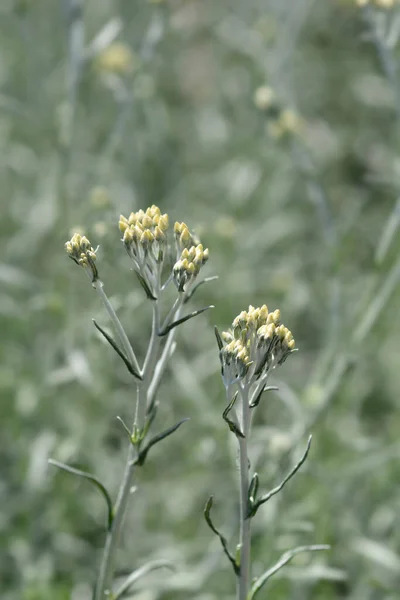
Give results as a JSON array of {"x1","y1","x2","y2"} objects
[{"x1": 1, "y1": 0, "x2": 400, "y2": 599}]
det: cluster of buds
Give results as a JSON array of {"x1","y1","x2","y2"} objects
[
  {"x1": 119, "y1": 205, "x2": 169, "y2": 294},
  {"x1": 173, "y1": 243, "x2": 209, "y2": 292},
  {"x1": 65, "y1": 233, "x2": 98, "y2": 282},
  {"x1": 172, "y1": 221, "x2": 209, "y2": 292},
  {"x1": 219, "y1": 305, "x2": 295, "y2": 386},
  {"x1": 66, "y1": 206, "x2": 210, "y2": 299}
]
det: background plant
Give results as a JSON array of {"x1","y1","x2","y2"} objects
[{"x1": 1, "y1": 0, "x2": 400, "y2": 599}]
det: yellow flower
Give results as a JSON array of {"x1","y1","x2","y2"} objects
[
  {"x1": 89, "y1": 186, "x2": 111, "y2": 208},
  {"x1": 253, "y1": 86, "x2": 276, "y2": 111},
  {"x1": 97, "y1": 43, "x2": 139, "y2": 75},
  {"x1": 267, "y1": 109, "x2": 304, "y2": 139}
]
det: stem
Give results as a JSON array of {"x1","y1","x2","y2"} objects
[
  {"x1": 237, "y1": 384, "x2": 251, "y2": 600},
  {"x1": 95, "y1": 444, "x2": 136, "y2": 600},
  {"x1": 146, "y1": 302, "x2": 184, "y2": 415},
  {"x1": 93, "y1": 280, "x2": 142, "y2": 378}
]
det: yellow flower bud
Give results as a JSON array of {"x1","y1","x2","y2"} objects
[
  {"x1": 159, "y1": 214, "x2": 169, "y2": 231},
  {"x1": 119, "y1": 215, "x2": 129, "y2": 233},
  {"x1": 140, "y1": 229, "x2": 154, "y2": 246},
  {"x1": 123, "y1": 227, "x2": 133, "y2": 244},
  {"x1": 142, "y1": 215, "x2": 153, "y2": 229}
]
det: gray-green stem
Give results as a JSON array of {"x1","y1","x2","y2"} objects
[
  {"x1": 94, "y1": 443, "x2": 136, "y2": 600},
  {"x1": 94, "y1": 286, "x2": 183, "y2": 599},
  {"x1": 238, "y1": 383, "x2": 251, "y2": 600}
]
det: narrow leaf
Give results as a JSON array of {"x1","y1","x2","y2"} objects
[
  {"x1": 214, "y1": 325, "x2": 224, "y2": 351},
  {"x1": 248, "y1": 436, "x2": 312, "y2": 518},
  {"x1": 250, "y1": 385, "x2": 279, "y2": 409},
  {"x1": 223, "y1": 392, "x2": 244, "y2": 438},
  {"x1": 135, "y1": 271, "x2": 157, "y2": 300},
  {"x1": 116, "y1": 416, "x2": 132, "y2": 440},
  {"x1": 48, "y1": 459, "x2": 113, "y2": 530},
  {"x1": 158, "y1": 306, "x2": 214, "y2": 336},
  {"x1": 114, "y1": 559, "x2": 175, "y2": 599},
  {"x1": 93, "y1": 320, "x2": 142, "y2": 380},
  {"x1": 249, "y1": 544, "x2": 330, "y2": 599},
  {"x1": 133, "y1": 418, "x2": 189, "y2": 466},
  {"x1": 248, "y1": 472, "x2": 259, "y2": 514},
  {"x1": 184, "y1": 276, "x2": 219, "y2": 303},
  {"x1": 204, "y1": 496, "x2": 239, "y2": 576}
]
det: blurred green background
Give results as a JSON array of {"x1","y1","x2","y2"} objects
[{"x1": 1, "y1": 0, "x2": 400, "y2": 598}]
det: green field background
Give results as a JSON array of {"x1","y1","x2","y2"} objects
[{"x1": 1, "y1": 1, "x2": 400, "y2": 599}]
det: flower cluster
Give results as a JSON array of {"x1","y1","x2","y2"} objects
[
  {"x1": 65, "y1": 233, "x2": 98, "y2": 282},
  {"x1": 173, "y1": 238, "x2": 209, "y2": 292},
  {"x1": 120, "y1": 205, "x2": 169, "y2": 266},
  {"x1": 66, "y1": 206, "x2": 210, "y2": 298},
  {"x1": 119, "y1": 207, "x2": 208, "y2": 296},
  {"x1": 219, "y1": 305, "x2": 295, "y2": 386}
]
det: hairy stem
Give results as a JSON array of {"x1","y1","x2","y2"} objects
[{"x1": 237, "y1": 384, "x2": 251, "y2": 600}]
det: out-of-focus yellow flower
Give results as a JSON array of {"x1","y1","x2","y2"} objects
[
  {"x1": 356, "y1": 0, "x2": 397, "y2": 6},
  {"x1": 214, "y1": 216, "x2": 237, "y2": 239},
  {"x1": 267, "y1": 109, "x2": 304, "y2": 139},
  {"x1": 253, "y1": 86, "x2": 276, "y2": 111},
  {"x1": 97, "y1": 43, "x2": 139, "y2": 75},
  {"x1": 93, "y1": 222, "x2": 108, "y2": 238},
  {"x1": 90, "y1": 186, "x2": 111, "y2": 209}
]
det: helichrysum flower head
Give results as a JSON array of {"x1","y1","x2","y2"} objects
[
  {"x1": 173, "y1": 244, "x2": 209, "y2": 292},
  {"x1": 65, "y1": 233, "x2": 98, "y2": 282},
  {"x1": 119, "y1": 205, "x2": 208, "y2": 297},
  {"x1": 120, "y1": 205, "x2": 168, "y2": 273},
  {"x1": 219, "y1": 305, "x2": 295, "y2": 387}
]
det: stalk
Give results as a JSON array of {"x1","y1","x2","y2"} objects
[
  {"x1": 237, "y1": 384, "x2": 251, "y2": 600},
  {"x1": 94, "y1": 444, "x2": 136, "y2": 600},
  {"x1": 94, "y1": 284, "x2": 181, "y2": 598}
]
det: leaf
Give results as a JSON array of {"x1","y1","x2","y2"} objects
[
  {"x1": 248, "y1": 436, "x2": 312, "y2": 518},
  {"x1": 116, "y1": 416, "x2": 132, "y2": 440},
  {"x1": 204, "y1": 496, "x2": 239, "y2": 576},
  {"x1": 48, "y1": 459, "x2": 113, "y2": 530},
  {"x1": 247, "y1": 472, "x2": 259, "y2": 514},
  {"x1": 132, "y1": 418, "x2": 189, "y2": 466},
  {"x1": 250, "y1": 385, "x2": 279, "y2": 409},
  {"x1": 248, "y1": 544, "x2": 330, "y2": 599},
  {"x1": 114, "y1": 559, "x2": 175, "y2": 599},
  {"x1": 184, "y1": 276, "x2": 219, "y2": 303},
  {"x1": 93, "y1": 320, "x2": 142, "y2": 380},
  {"x1": 158, "y1": 306, "x2": 214, "y2": 336},
  {"x1": 223, "y1": 392, "x2": 244, "y2": 438},
  {"x1": 214, "y1": 325, "x2": 224, "y2": 351},
  {"x1": 135, "y1": 272, "x2": 157, "y2": 300}
]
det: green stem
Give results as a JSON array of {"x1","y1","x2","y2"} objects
[{"x1": 238, "y1": 384, "x2": 251, "y2": 600}]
